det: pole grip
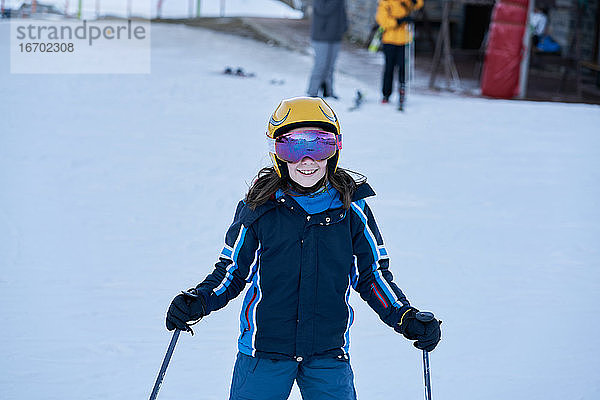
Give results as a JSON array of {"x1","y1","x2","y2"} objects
[{"x1": 416, "y1": 311, "x2": 435, "y2": 322}]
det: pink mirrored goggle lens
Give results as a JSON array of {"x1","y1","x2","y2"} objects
[{"x1": 274, "y1": 130, "x2": 342, "y2": 163}]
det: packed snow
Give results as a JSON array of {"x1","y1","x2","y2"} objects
[
  {"x1": 1, "y1": 14, "x2": 599, "y2": 400},
  {"x1": 2, "y1": 0, "x2": 303, "y2": 19}
]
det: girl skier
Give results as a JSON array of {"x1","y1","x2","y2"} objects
[{"x1": 165, "y1": 96, "x2": 441, "y2": 399}]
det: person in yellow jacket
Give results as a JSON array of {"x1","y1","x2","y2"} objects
[{"x1": 375, "y1": 0, "x2": 424, "y2": 108}]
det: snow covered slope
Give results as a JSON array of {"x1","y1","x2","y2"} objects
[
  {"x1": 2, "y1": 0, "x2": 303, "y2": 19},
  {"x1": 1, "y1": 21, "x2": 599, "y2": 400}
]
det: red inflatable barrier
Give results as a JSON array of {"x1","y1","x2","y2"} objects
[{"x1": 481, "y1": 0, "x2": 530, "y2": 98}]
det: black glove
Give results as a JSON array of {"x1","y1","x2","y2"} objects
[
  {"x1": 395, "y1": 307, "x2": 442, "y2": 352},
  {"x1": 396, "y1": 16, "x2": 414, "y2": 25},
  {"x1": 165, "y1": 288, "x2": 206, "y2": 333}
]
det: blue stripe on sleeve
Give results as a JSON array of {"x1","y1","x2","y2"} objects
[
  {"x1": 221, "y1": 247, "x2": 233, "y2": 259},
  {"x1": 214, "y1": 226, "x2": 248, "y2": 296},
  {"x1": 352, "y1": 201, "x2": 400, "y2": 307}
]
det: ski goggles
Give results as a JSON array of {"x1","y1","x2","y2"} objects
[{"x1": 268, "y1": 130, "x2": 342, "y2": 163}]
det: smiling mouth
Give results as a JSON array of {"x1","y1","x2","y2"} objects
[{"x1": 297, "y1": 168, "x2": 318, "y2": 176}]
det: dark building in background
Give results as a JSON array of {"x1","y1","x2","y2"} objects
[{"x1": 295, "y1": 0, "x2": 599, "y2": 63}]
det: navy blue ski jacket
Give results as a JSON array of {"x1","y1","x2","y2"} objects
[
  {"x1": 195, "y1": 183, "x2": 411, "y2": 360},
  {"x1": 311, "y1": 0, "x2": 348, "y2": 42}
]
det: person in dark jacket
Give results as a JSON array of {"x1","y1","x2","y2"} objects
[
  {"x1": 307, "y1": 0, "x2": 347, "y2": 98},
  {"x1": 166, "y1": 96, "x2": 441, "y2": 400}
]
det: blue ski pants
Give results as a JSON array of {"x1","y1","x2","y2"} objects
[{"x1": 229, "y1": 352, "x2": 357, "y2": 400}]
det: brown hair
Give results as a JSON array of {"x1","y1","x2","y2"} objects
[{"x1": 245, "y1": 166, "x2": 366, "y2": 210}]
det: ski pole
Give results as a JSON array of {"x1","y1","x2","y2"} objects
[
  {"x1": 422, "y1": 346, "x2": 432, "y2": 400},
  {"x1": 150, "y1": 290, "x2": 201, "y2": 400},
  {"x1": 149, "y1": 329, "x2": 181, "y2": 400},
  {"x1": 410, "y1": 22, "x2": 415, "y2": 103},
  {"x1": 405, "y1": 22, "x2": 412, "y2": 102},
  {"x1": 415, "y1": 311, "x2": 436, "y2": 400}
]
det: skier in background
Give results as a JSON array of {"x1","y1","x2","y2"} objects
[
  {"x1": 530, "y1": 6, "x2": 561, "y2": 53},
  {"x1": 530, "y1": 6, "x2": 548, "y2": 46},
  {"x1": 165, "y1": 97, "x2": 441, "y2": 400},
  {"x1": 376, "y1": 0, "x2": 424, "y2": 109},
  {"x1": 306, "y1": 0, "x2": 347, "y2": 98}
]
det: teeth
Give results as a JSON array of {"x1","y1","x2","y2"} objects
[{"x1": 298, "y1": 169, "x2": 318, "y2": 176}]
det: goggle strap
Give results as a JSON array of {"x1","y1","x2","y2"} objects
[{"x1": 267, "y1": 136, "x2": 276, "y2": 153}]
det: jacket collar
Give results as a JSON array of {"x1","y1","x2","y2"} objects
[
  {"x1": 238, "y1": 182, "x2": 375, "y2": 227},
  {"x1": 238, "y1": 200, "x2": 276, "y2": 227},
  {"x1": 352, "y1": 182, "x2": 376, "y2": 201}
]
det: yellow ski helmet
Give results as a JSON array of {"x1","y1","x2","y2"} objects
[{"x1": 267, "y1": 96, "x2": 341, "y2": 178}]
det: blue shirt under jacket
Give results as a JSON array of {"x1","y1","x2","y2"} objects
[
  {"x1": 195, "y1": 182, "x2": 411, "y2": 360},
  {"x1": 275, "y1": 183, "x2": 343, "y2": 215}
]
